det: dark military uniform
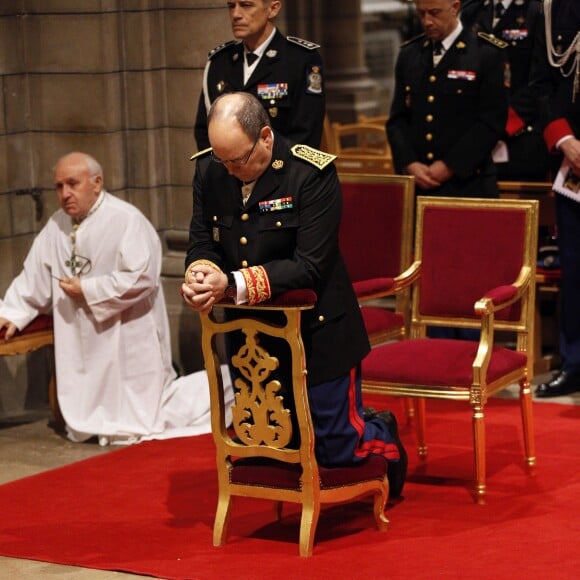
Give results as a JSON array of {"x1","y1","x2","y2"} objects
[
  {"x1": 530, "y1": 1, "x2": 580, "y2": 379},
  {"x1": 194, "y1": 30, "x2": 325, "y2": 150},
  {"x1": 461, "y1": 0, "x2": 549, "y2": 180},
  {"x1": 387, "y1": 27, "x2": 508, "y2": 197},
  {"x1": 186, "y1": 134, "x2": 401, "y2": 470}
]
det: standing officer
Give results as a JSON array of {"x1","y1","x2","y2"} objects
[
  {"x1": 461, "y1": 0, "x2": 549, "y2": 181},
  {"x1": 183, "y1": 92, "x2": 407, "y2": 497},
  {"x1": 531, "y1": 0, "x2": 580, "y2": 397},
  {"x1": 387, "y1": 0, "x2": 509, "y2": 197},
  {"x1": 194, "y1": 0, "x2": 325, "y2": 150}
]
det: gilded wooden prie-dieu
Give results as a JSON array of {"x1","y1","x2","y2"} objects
[{"x1": 200, "y1": 293, "x2": 389, "y2": 557}]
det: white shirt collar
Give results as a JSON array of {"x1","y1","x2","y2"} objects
[{"x1": 441, "y1": 21, "x2": 463, "y2": 53}]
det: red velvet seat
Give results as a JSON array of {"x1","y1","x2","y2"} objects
[
  {"x1": 199, "y1": 291, "x2": 389, "y2": 557},
  {"x1": 339, "y1": 173, "x2": 415, "y2": 345},
  {"x1": 362, "y1": 196, "x2": 539, "y2": 503},
  {"x1": 0, "y1": 314, "x2": 62, "y2": 427}
]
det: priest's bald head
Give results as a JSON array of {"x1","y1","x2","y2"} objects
[{"x1": 54, "y1": 152, "x2": 103, "y2": 222}]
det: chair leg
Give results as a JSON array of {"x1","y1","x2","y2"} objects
[
  {"x1": 519, "y1": 378, "x2": 537, "y2": 471},
  {"x1": 414, "y1": 398, "x2": 428, "y2": 459},
  {"x1": 298, "y1": 498, "x2": 320, "y2": 557},
  {"x1": 472, "y1": 403, "x2": 486, "y2": 505},
  {"x1": 213, "y1": 491, "x2": 233, "y2": 547},
  {"x1": 373, "y1": 489, "x2": 390, "y2": 531}
]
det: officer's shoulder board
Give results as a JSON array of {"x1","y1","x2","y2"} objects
[
  {"x1": 400, "y1": 33, "x2": 426, "y2": 48},
  {"x1": 477, "y1": 31, "x2": 508, "y2": 49},
  {"x1": 291, "y1": 144, "x2": 336, "y2": 170},
  {"x1": 190, "y1": 147, "x2": 212, "y2": 161},
  {"x1": 287, "y1": 36, "x2": 320, "y2": 51},
  {"x1": 207, "y1": 40, "x2": 238, "y2": 60}
]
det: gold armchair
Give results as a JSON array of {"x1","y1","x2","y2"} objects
[
  {"x1": 362, "y1": 196, "x2": 539, "y2": 503},
  {"x1": 338, "y1": 172, "x2": 415, "y2": 345}
]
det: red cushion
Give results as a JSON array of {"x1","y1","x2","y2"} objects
[
  {"x1": 361, "y1": 307, "x2": 404, "y2": 336},
  {"x1": 362, "y1": 338, "x2": 527, "y2": 387},
  {"x1": 339, "y1": 182, "x2": 406, "y2": 283},
  {"x1": 0, "y1": 315, "x2": 53, "y2": 340},
  {"x1": 230, "y1": 455, "x2": 388, "y2": 490},
  {"x1": 419, "y1": 206, "x2": 527, "y2": 321}
]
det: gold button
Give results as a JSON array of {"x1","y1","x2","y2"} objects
[
  {"x1": 276, "y1": 221, "x2": 282, "y2": 227},
  {"x1": 318, "y1": 315, "x2": 325, "y2": 323},
  {"x1": 240, "y1": 237, "x2": 247, "y2": 245},
  {"x1": 213, "y1": 215, "x2": 218, "y2": 222},
  {"x1": 425, "y1": 133, "x2": 433, "y2": 141},
  {"x1": 426, "y1": 114, "x2": 433, "y2": 122},
  {"x1": 429, "y1": 75, "x2": 436, "y2": 83},
  {"x1": 427, "y1": 95, "x2": 435, "y2": 103},
  {"x1": 241, "y1": 260, "x2": 248, "y2": 268},
  {"x1": 457, "y1": 89, "x2": 463, "y2": 94},
  {"x1": 241, "y1": 213, "x2": 249, "y2": 221},
  {"x1": 405, "y1": 85, "x2": 411, "y2": 91},
  {"x1": 426, "y1": 152, "x2": 434, "y2": 160}
]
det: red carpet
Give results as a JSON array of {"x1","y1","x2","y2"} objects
[{"x1": 0, "y1": 396, "x2": 578, "y2": 579}]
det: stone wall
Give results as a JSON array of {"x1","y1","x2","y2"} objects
[{"x1": 0, "y1": 0, "x2": 232, "y2": 418}]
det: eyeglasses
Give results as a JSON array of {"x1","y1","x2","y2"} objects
[
  {"x1": 211, "y1": 130, "x2": 261, "y2": 166},
  {"x1": 65, "y1": 225, "x2": 92, "y2": 277}
]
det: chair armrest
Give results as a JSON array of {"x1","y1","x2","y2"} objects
[
  {"x1": 354, "y1": 261, "x2": 421, "y2": 301},
  {"x1": 474, "y1": 266, "x2": 531, "y2": 315}
]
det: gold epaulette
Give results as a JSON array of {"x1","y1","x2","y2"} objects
[
  {"x1": 207, "y1": 40, "x2": 238, "y2": 59},
  {"x1": 190, "y1": 147, "x2": 213, "y2": 161},
  {"x1": 477, "y1": 32, "x2": 508, "y2": 49},
  {"x1": 290, "y1": 144, "x2": 336, "y2": 170},
  {"x1": 287, "y1": 36, "x2": 320, "y2": 50},
  {"x1": 401, "y1": 33, "x2": 426, "y2": 48}
]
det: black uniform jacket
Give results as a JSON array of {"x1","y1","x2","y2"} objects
[
  {"x1": 387, "y1": 27, "x2": 508, "y2": 195},
  {"x1": 186, "y1": 135, "x2": 370, "y2": 386},
  {"x1": 462, "y1": 0, "x2": 543, "y2": 129},
  {"x1": 530, "y1": 0, "x2": 580, "y2": 148},
  {"x1": 194, "y1": 30, "x2": 325, "y2": 150}
]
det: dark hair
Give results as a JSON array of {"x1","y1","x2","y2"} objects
[{"x1": 208, "y1": 92, "x2": 271, "y2": 140}]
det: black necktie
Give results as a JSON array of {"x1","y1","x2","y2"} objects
[
  {"x1": 494, "y1": 2, "x2": 505, "y2": 19},
  {"x1": 246, "y1": 52, "x2": 258, "y2": 66},
  {"x1": 433, "y1": 41, "x2": 443, "y2": 56}
]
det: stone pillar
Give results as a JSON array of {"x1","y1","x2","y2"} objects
[{"x1": 285, "y1": 0, "x2": 380, "y2": 123}]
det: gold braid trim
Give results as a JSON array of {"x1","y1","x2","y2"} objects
[
  {"x1": 184, "y1": 259, "x2": 222, "y2": 283},
  {"x1": 240, "y1": 266, "x2": 272, "y2": 305}
]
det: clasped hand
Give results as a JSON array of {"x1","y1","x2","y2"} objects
[
  {"x1": 181, "y1": 264, "x2": 228, "y2": 314},
  {"x1": 405, "y1": 160, "x2": 452, "y2": 190}
]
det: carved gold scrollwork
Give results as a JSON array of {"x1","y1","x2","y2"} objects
[{"x1": 230, "y1": 329, "x2": 292, "y2": 447}]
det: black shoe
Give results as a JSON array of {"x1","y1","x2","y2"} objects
[
  {"x1": 535, "y1": 370, "x2": 580, "y2": 398},
  {"x1": 375, "y1": 410, "x2": 408, "y2": 499}
]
